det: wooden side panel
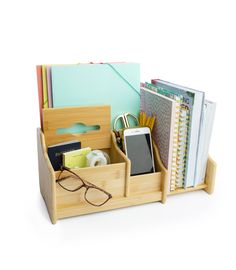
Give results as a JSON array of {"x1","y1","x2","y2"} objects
[
  {"x1": 204, "y1": 156, "x2": 217, "y2": 194},
  {"x1": 43, "y1": 106, "x2": 111, "y2": 149},
  {"x1": 111, "y1": 132, "x2": 131, "y2": 197},
  {"x1": 37, "y1": 128, "x2": 57, "y2": 224},
  {"x1": 110, "y1": 132, "x2": 128, "y2": 164},
  {"x1": 153, "y1": 142, "x2": 168, "y2": 203}
]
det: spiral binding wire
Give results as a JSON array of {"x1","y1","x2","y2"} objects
[
  {"x1": 170, "y1": 103, "x2": 181, "y2": 191},
  {"x1": 175, "y1": 105, "x2": 190, "y2": 189}
]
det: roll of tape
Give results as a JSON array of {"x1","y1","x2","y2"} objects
[{"x1": 86, "y1": 150, "x2": 110, "y2": 167}]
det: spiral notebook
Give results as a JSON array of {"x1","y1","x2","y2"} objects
[
  {"x1": 140, "y1": 87, "x2": 179, "y2": 190},
  {"x1": 150, "y1": 80, "x2": 205, "y2": 188},
  {"x1": 174, "y1": 105, "x2": 189, "y2": 189},
  {"x1": 144, "y1": 83, "x2": 190, "y2": 191}
]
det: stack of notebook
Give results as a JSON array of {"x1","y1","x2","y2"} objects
[{"x1": 141, "y1": 80, "x2": 216, "y2": 192}]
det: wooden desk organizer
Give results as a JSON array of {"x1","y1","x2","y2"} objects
[{"x1": 37, "y1": 105, "x2": 216, "y2": 224}]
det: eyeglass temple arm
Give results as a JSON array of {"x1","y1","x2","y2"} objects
[{"x1": 60, "y1": 166, "x2": 112, "y2": 197}]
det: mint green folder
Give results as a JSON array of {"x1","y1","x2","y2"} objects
[{"x1": 51, "y1": 63, "x2": 140, "y2": 126}]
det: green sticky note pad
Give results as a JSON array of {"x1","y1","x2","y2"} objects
[
  {"x1": 63, "y1": 148, "x2": 91, "y2": 169},
  {"x1": 51, "y1": 63, "x2": 140, "y2": 126}
]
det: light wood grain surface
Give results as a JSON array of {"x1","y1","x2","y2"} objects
[
  {"x1": 38, "y1": 107, "x2": 216, "y2": 223},
  {"x1": 43, "y1": 105, "x2": 111, "y2": 149},
  {"x1": 37, "y1": 128, "x2": 57, "y2": 224}
]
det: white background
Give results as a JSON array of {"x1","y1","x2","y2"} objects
[{"x1": 1, "y1": 0, "x2": 235, "y2": 269}]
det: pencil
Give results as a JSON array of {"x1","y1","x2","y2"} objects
[
  {"x1": 146, "y1": 116, "x2": 151, "y2": 127},
  {"x1": 150, "y1": 116, "x2": 156, "y2": 131},
  {"x1": 143, "y1": 113, "x2": 147, "y2": 127}
]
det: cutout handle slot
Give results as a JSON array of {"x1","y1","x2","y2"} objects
[{"x1": 57, "y1": 123, "x2": 100, "y2": 134}]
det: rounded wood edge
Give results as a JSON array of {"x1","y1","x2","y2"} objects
[
  {"x1": 204, "y1": 156, "x2": 217, "y2": 195},
  {"x1": 37, "y1": 128, "x2": 57, "y2": 224},
  {"x1": 111, "y1": 131, "x2": 129, "y2": 162},
  {"x1": 152, "y1": 141, "x2": 166, "y2": 172},
  {"x1": 208, "y1": 156, "x2": 217, "y2": 168}
]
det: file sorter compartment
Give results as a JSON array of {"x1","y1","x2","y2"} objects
[
  {"x1": 129, "y1": 173, "x2": 162, "y2": 195},
  {"x1": 128, "y1": 143, "x2": 168, "y2": 196}
]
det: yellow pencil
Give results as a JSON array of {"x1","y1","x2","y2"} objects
[
  {"x1": 143, "y1": 113, "x2": 147, "y2": 127},
  {"x1": 149, "y1": 117, "x2": 154, "y2": 130},
  {"x1": 150, "y1": 116, "x2": 156, "y2": 131},
  {"x1": 141, "y1": 112, "x2": 144, "y2": 126},
  {"x1": 139, "y1": 112, "x2": 142, "y2": 126},
  {"x1": 146, "y1": 116, "x2": 151, "y2": 127}
]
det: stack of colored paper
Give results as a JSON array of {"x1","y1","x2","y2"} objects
[{"x1": 36, "y1": 63, "x2": 140, "y2": 128}]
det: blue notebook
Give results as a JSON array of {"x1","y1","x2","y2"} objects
[
  {"x1": 48, "y1": 140, "x2": 81, "y2": 171},
  {"x1": 51, "y1": 63, "x2": 140, "y2": 126}
]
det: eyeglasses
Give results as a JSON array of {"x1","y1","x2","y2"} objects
[{"x1": 56, "y1": 167, "x2": 112, "y2": 207}]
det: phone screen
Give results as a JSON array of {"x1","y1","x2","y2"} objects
[{"x1": 125, "y1": 133, "x2": 154, "y2": 176}]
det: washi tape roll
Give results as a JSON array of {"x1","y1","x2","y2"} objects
[{"x1": 86, "y1": 150, "x2": 110, "y2": 167}]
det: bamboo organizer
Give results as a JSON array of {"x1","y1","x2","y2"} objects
[{"x1": 37, "y1": 105, "x2": 216, "y2": 224}]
